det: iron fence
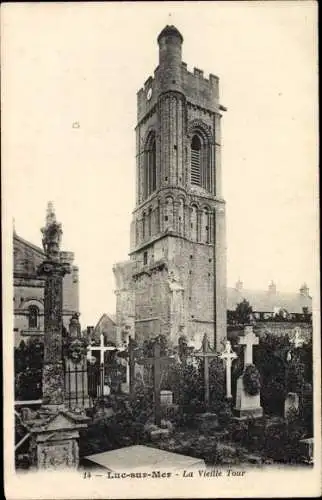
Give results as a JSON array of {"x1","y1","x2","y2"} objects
[{"x1": 63, "y1": 362, "x2": 105, "y2": 409}]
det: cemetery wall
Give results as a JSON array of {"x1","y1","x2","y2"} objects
[{"x1": 228, "y1": 321, "x2": 312, "y2": 344}]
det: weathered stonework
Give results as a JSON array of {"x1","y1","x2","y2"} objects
[
  {"x1": 27, "y1": 410, "x2": 89, "y2": 471},
  {"x1": 114, "y1": 26, "x2": 227, "y2": 351}
]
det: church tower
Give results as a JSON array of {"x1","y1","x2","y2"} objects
[{"x1": 114, "y1": 26, "x2": 227, "y2": 351}]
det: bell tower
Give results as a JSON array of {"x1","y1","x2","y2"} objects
[{"x1": 116, "y1": 26, "x2": 227, "y2": 351}]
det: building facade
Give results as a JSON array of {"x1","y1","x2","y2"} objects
[
  {"x1": 13, "y1": 229, "x2": 79, "y2": 347},
  {"x1": 114, "y1": 26, "x2": 227, "y2": 350}
]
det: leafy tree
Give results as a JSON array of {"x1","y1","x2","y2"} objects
[
  {"x1": 235, "y1": 299, "x2": 253, "y2": 326},
  {"x1": 15, "y1": 339, "x2": 44, "y2": 400}
]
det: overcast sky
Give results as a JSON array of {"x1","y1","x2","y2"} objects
[{"x1": 3, "y1": 2, "x2": 318, "y2": 327}]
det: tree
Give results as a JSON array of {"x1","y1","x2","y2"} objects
[
  {"x1": 15, "y1": 339, "x2": 44, "y2": 400},
  {"x1": 235, "y1": 299, "x2": 254, "y2": 326}
]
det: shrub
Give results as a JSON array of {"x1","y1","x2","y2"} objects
[{"x1": 243, "y1": 364, "x2": 261, "y2": 395}]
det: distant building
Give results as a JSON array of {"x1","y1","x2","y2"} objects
[
  {"x1": 90, "y1": 314, "x2": 118, "y2": 345},
  {"x1": 227, "y1": 280, "x2": 312, "y2": 324},
  {"x1": 13, "y1": 229, "x2": 79, "y2": 347}
]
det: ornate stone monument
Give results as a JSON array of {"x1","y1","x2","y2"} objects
[
  {"x1": 234, "y1": 326, "x2": 263, "y2": 419},
  {"x1": 64, "y1": 313, "x2": 90, "y2": 410},
  {"x1": 23, "y1": 203, "x2": 89, "y2": 470}
]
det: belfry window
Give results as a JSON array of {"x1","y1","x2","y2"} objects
[
  {"x1": 28, "y1": 305, "x2": 39, "y2": 329},
  {"x1": 144, "y1": 132, "x2": 156, "y2": 200},
  {"x1": 190, "y1": 128, "x2": 213, "y2": 192},
  {"x1": 191, "y1": 135, "x2": 201, "y2": 186}
]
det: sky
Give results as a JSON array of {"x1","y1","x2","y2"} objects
[{"x1": 3, "y1": 1, "x2": 319, "y2": 328}]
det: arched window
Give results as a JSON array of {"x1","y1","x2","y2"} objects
[
  {"x1": 144, "y1": 132, "x2": 156, "y2": 200},
  {"x1": 191, "y1": 135, "x2": 202, "y2": 186},
  {"x1": 190, "y1": 129, "x2": 212, "y2": 191},
  {"x1": 28, "y1": 305, "x2": 39, "y2": 329}
]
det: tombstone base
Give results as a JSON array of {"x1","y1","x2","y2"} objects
[
  {"x1": 150, "y1": 428, "x2": 170, "y2": 441},
  {"x1": 26, "y1": 408, "x2": 89, "y2": 471},
  {"x1": 234, "y1": 375, "x2": 263, "y2": 420},
  {"x1": 299, "y1": 437, "x2": 314, "y2": 464},
  {"x1": 233, "y1": 407, "x2": 263, "y2": 420},
  {"x1": 195, "y1": 412, "x2": 219, "y2": 431}
]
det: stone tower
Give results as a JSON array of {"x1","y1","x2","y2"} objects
[{"x1": 114, "y1": 26, "x2": 227, "y2": 351}]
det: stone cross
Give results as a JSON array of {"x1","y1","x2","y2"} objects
[
  {"x1": 87, "y1": 334, "x2": 117, "y2": 365},
  {"x1": 87, "y1": 334, "x2": 125, "y2": 395},
  {"x1": 37, "y1": 202, "x2": 70, "y2": 407},
  {"x1": 291, "y1": 327, "x2": 304, "y2": 348},
  {"x1": 238, "y1": 326, "x2": 259, "y2": 367},
  {"x1": 220, "y1": 340, "x2": 237, "y2": 399},
  {"x1": 128, "y1": 336, "x2": 140, "y2": 400},
  {"x1": 143, "y1": 341, "x2": 175, "y2": 426},
  {"x1": 195, "y1": 334, "x2": 217, "y2": 406}
]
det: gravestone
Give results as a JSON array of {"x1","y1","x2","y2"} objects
[
  {"x1": 284, "y1": 392, "x2": 299, "y2": 419},
  {"x1": 142, "y1": 341, "x2": 175, "y2": 427},
  {"x1": 160, "y1": 390, "x2": 173, "y2": 405},
  {"x1": 194, "y1": 334, "x2": 219, "y2": 429},
  {"x1": 234, "y1": 326, "x2": 263, "y2": 419},
  {"x1": 160, "y1": 390, "x2": 178, "y2": 421},
  {"x1": 291, "y1": 327, "x2": 304, "y2": 348},
  {"x1": 194, "y1": 333, "x2": 217, "y2": 405},
  {"x1": 299, "y1": 437, "x2": 314, "y2": 464}
]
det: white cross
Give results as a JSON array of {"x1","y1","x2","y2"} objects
[
  {"x1": 220, "y1": 340, "x2": 237, "y2": 399},
  {"x1": 238, "y1": 326, "x2": 259, "y2": 366},
  {"x1": 87, "y1": 334, "x2": 118, "y2": 365},
  {"x1": 291, "y1": 327, "x2": 304, "y2": 348}
]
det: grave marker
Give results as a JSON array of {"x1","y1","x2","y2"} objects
[
  {"x1": 291, "y1": 327, "x2": 304, "y2": 349},
  {"x1": 87, "y1": 334, "x2": 125, "y2": 395},
  {"x1": 143, "y1": 341, "x2": 175, "y2": 426},
  {"x1": 238, "y1": 326, "x2": 258, "y2": 367},
  {"x1": 234, "y1": 326, "x2": 263, "y2": 419},
  {"x1": 220, "y1": 340, "x2": 237, "y2": 399},
  {"x1": 195, "y1": 333, "x2": 217, "y2": 406}
]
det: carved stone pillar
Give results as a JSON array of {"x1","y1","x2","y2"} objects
[
  {"x1": 38, "y1": 203, "x2": 70, "y2": 408},
  {"x1": 21, "y1": 202, "x2": 90, "y2": 471}
]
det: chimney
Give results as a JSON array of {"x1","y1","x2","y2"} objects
[
  {"x1": 235, "y1": 279, "x2": 243, "y2": 292},
  {"x1": 268, "y1": 281, "x2": 276, "y2": 294},
  {"x1": 299, "y1": 283, "x2": 309, "y2": 297}
]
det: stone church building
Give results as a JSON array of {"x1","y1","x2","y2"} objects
[
  {"x1": 114, "y1": 26, "x2": 227, "y2": 351},
  {"x1": 13, "y1": 210, "x2": 80, "y2": 347}
]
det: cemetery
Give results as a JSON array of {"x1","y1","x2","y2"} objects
[
  {"x1": 15, "y1": 240, "x2": 314, "y2": 472},
  {"x1": 11, "y1": 23, "x2": 314, "y2": 476}
]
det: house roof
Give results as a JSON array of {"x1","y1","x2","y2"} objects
[
  {"x1": 94, "y1": 313, "x2": 117, "y2": 330},
  {"x1": 227, "y1": 287, "x2": 312, "y2": 314}
]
